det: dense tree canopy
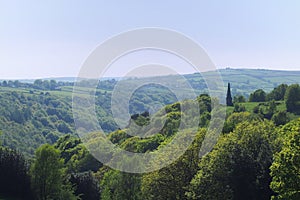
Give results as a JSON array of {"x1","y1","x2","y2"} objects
[
  {"x1": 267, "y1": 84, "x2": 288, "y2": 101},
  {"x1": 270, "y1": 119, "x2": 300, "y2": 199},
  {"x1": 30, "y1": 144, "x2": 78, "y2": 200},
  {"x1": 187, "y1": 121, "x2": 275, "y2": 200},
  {"x1": 141, "y1": 129, "x2": 205, "y2": 200},
  {"x1": 233, "y1": 95, "x2": 246, "y2": 103},
  {"x1": 249, "y1": 89, "x2": 267, "y2": 102},
  {"x1": 1, "y1": 81, "x2": 300, "y2": 199},
  {"x1": 285, "y1": 84, "x2": 300, "y2": 114},
  {"x1": 100, "y1": 170, "x2": 141, "y2": 200},
  {"x1": 0, "y1": 147, "x2": 32, "y2": 199}
]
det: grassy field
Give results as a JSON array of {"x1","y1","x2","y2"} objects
[
  {"x1": 226, "y1": 101, "x2": 287, "y2": 115},
  {"x1": 0, "y1": 85, "x2": 109, "y2": 99}
]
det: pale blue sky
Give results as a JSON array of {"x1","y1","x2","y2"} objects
[{"x1": 0, "y1": 0, "x2": 300, "y2": 79}]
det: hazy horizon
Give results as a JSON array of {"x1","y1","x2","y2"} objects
[{"x1": 0, "y1": 67, "x2": 299, "y2": 81}]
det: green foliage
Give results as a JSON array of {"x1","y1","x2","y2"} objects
[
  {"x1": 141, "y1": 130, "x2": 205, "y2": 200},
  {"x1": 0, "y1": 147, "x2": 32, "y2": 199},
  {"x1": 233, "y1": 95, "x2": 246, "y2": 103},
  {"x1": 54, "y1": 135, "x2": 102, "y2": 173},
  {"x1": 1, "y1": 79, "x2": 300, "y2": 200},
  {"x1": 197, "y1": 94, "x2": 212, "y2": 113},
  {"x1": 165, "y1": 102, "x2": 181, "y2": 113},
  {"x1": 267, "y1": 84, "x2": 288, "y2": 101},
  {"x1": 135, "y1": 134, "x2": 164, "y2": 153},
  {"x1": 130, "y1": 111, "x2": 150, "y2": 127},
  {"x1": 222, "y1": 112, "x2": 260, "y2": 133},
  {"x1": 100, "y1": 170, "x2": 141, "y2": 200},
  {"x1": 161, "y1": 111, "x2": 181, "y2": 136},
  {"x1": 199, "y1": 111, "x2": 211, "y2": 127},
  {"x1": 30, "y1": 144, "x2": 78, "y2": 200},
  {"x1": 0, "y1": 82, "x2": 180, "y2": 155},
  {"x1": 186, "y1": 121, "x2": 275, "y2": 200},
  {"x1": 70, "y1": 172, "x2": 100, "y2": 200},
  {"x1": 0, "y1": 91, "x2": 74, "y2": 157},
  {"x1": 285, "y1": 84, "x2": 300, "y2": 114},
  {"x1": 272, "y1": 111, "x2": 289, "y2": 126},
  {"x1": 253, "y1": 100, "x2": 277, "y2": 120},
  {"x1": 129, "y1": 84, "x2": 177, "y2": 115},
  {"x1": 249, "y1": 89, "x2": 267, "y2": 102},
  {"x1": 233, "y1": 103, "x2": 246, "y2": 113},
  {"x1": 33, "y1": 79, "x2": 62, "y2": 91},
  {"x1": 108, "y1": 130, "x2": 131, "y2": 145},
  {"x1": 270, "y1": 119, "x2": 300, "y2": 199},
  {"x1": 119, "y1": 134, "x2": 164, "y2": 153}
]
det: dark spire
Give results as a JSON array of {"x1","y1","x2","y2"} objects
[{"x1": 226, "y1": 82, "x2": 233, "y2": 106}]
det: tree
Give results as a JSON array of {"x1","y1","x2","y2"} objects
[
  {"x1": 100, "y1": 169, "x2": 141, "y2": 200},
  {"x1": 270, "y1": 119, "x2": 300, "y2": 199},
  {"x1": 0, "y1": 147, "x2": 32, "y2": 199},
  {"x1": 197, "y1": 94, "x2": 212, "y2": 113},
  {"x1": 233, "y1": 103, "x2": 246, "y2": 113},
  {"x1": 285, "y1": 84, "x2": 300, "y2": 114},
  {"x1": 2, "y1": 80, "x2": 7, "y2": 87},
  {"x1": 271, "y1": 111, "x2": 289, "y2": 126},
  {"x1": 141, "y1": 129, "x2": 205, "y2": 200},
  {"x1": 33, "y1": 79, "x2": 43, "y2": 89},
  {"x1": 50, "y1": 80, "x2": 58, "y2": 90},
  {"x1": 253, "y1": 101, "x2": 277, "y2": 120},
  {"x1": 267, "y1": 84, "x2": 288, "y2": 101},
  {"x1": 222, "y1": 112, "x2": 260, "y2": 134},
  {"x1": 226, "y1": 83, "x2": 233, "y2": 106},
  {"x1": 70, "y1": 172, "x2": 101, "y2": 200},
  {"x1": 233, "y1": 95, "x2": 246, "y2": 103},
  {"x1": 30, "y1": 144, "x2": 78, "y2": 200},
  {"x1": 13, "y1": 80, "x2": 21, "y2": 88},
  {"x1": 54, "y1": 135, "x2": 102, "y2": 173},
  {"x1": 249, "y1": 89, "x2": 267, "y2": 102},
  {"x1": 187, "y1": 121, "x2": 275, "y2": 200}
]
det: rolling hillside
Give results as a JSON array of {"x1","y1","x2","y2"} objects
[
  {"x1": 0, "y1": 68, "x2": 300, "y2": 156},
  {"x1": 183, "y1": 68, "x2": 300, "y2": 96}
]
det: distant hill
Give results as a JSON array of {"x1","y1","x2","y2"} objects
[
  {"x1": 121, "y1": 68, "x2": 300, "y2": 97},
  {"x1": 198, "y1": 68, "x2": 300, "y2": 97},
  {"x1": 0, "y1": 68, "x2": 300, "y2": 156},
  {"x1": 2, "y1": 68, "x2": 299, "y2": 96}
]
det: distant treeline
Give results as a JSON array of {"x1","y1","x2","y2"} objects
[
  {"x1": 0, "y1": 79, "x2": 73, "y2": 91},
  {"x1": 0, "y1": 78, "x2": 118, "y2": 91}
]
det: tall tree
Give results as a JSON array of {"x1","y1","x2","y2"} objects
[
  {"x1": 233, "y1": 95, "x2": 246, "y2": 103},
  {"x1": 30, "y1": 144, "x2": 78, "y2": 200},
  {"x1": 267, "y1": 84, "x2": 288, "y2": 101},
  {"x1": 100, "y1": 169, "x2": 141, "y2": 200},
  {"x1": 0, "y1": 147, "x2": 32, "y2": 199},
  {"x1": 285, "y1": 84, "x2": 300, "y2": 114},
  {"x1": 249, "y1": 89, "x2": 267, "y2": 102},
  {"x1": 54, "y1": 135, "x2": 102, "y2": 173},
  {"x1": 270, "y1": 119, "x2": 300, "y2": 199},
  {"x1": 70, "y1": 172, "x2": 101, "y2": 200},
  {"x1": 226, "y1": 83, "x2": 234, "y2": 106},
  {"x1": 141, "y1": 129, "x2": 205, "y2": 200},
  {"x1": 186, "y1": 121, "x2": 275, "y2": 200}
]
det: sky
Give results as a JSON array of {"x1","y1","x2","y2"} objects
[{"x1": 0, "y1": 0, "x2": 300, "y2": 79}]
